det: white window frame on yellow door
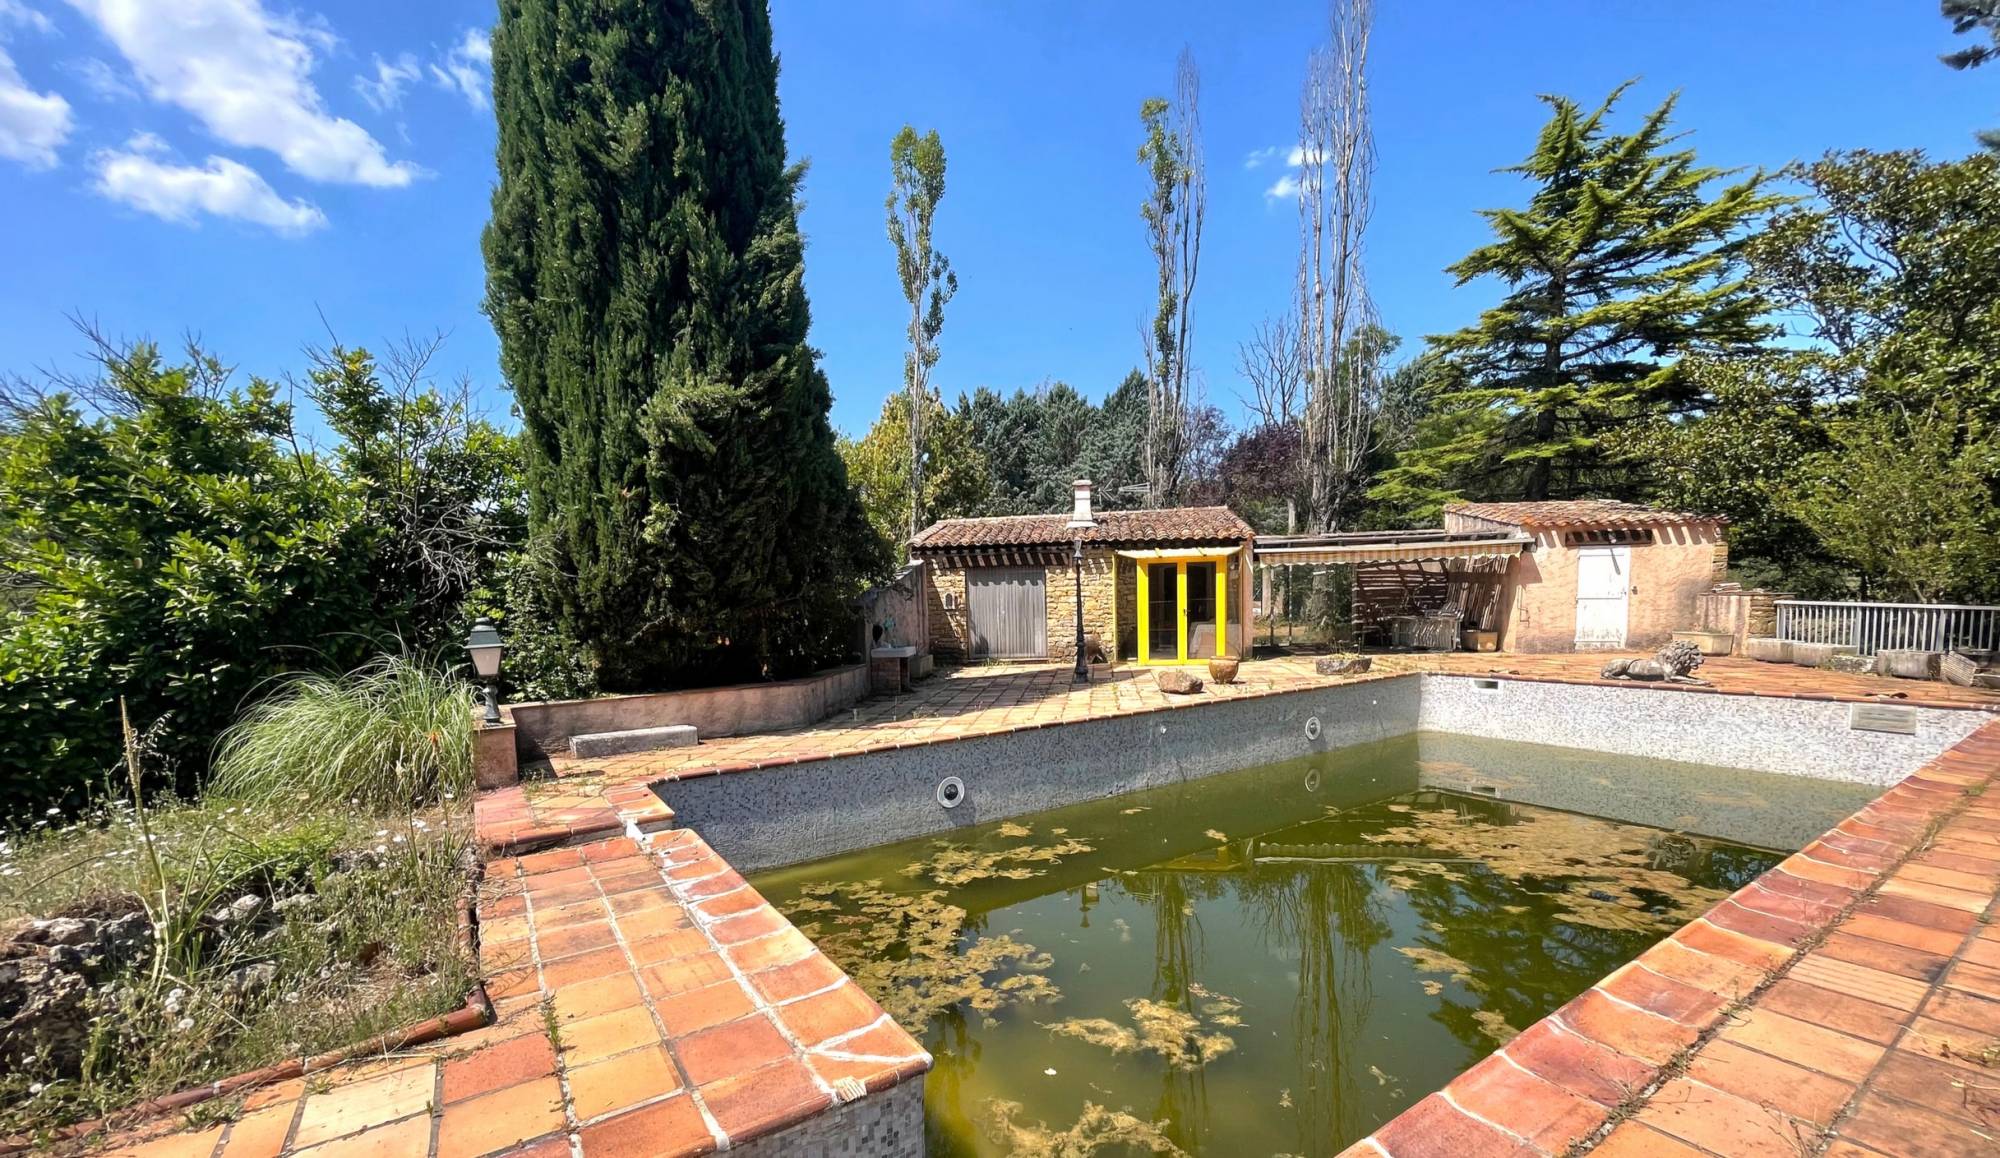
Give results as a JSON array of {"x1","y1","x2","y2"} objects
[{"x1": 1129, "y1": 550, "x2": 1231, "y2": 665}]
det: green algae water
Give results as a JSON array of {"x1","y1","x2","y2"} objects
[{"x1": 751, "y1": 734, "x2": 1876, "y2": 1157}]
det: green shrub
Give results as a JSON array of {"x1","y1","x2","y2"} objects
[
  {"x1": 209, "y1": 657, "x2": 474, "y2": 812},
  {"x1": 0, "y1": 343, "x2": 379, "y2": 817}
]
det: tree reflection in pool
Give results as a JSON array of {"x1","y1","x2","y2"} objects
[{"x1": 751, "y1": 733, "x2": 1876, "y2": 1157}]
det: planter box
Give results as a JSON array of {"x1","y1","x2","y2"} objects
[
  {"x1": 1743, "y1": 637, "x2": 1792, "y2": 663},
  {"x1": 1460, "y1": 629, "x2": 1500, "y2": 653},
  {"x1": 1876, "y1": 649, "x2": 1943, "y2": 681},
  {"x1": 1671, "y1": 629, "x2": 1734, "y2": 657},
  {"x1": 1790, "y1": 641, "x2": 1856, "y2": 669}
]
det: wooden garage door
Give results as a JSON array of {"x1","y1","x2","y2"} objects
[{"x1": 968, "y1": 568, "x2": 1047, "y2": 659}]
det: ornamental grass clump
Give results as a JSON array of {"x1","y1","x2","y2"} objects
[{"x1": 210, "y1": 657, "x2": 473, "y2": 812}]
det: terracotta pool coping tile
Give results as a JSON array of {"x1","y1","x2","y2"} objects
[
  {"x1": 1555, "y1": 987, "x2": 1702, "y2": 1068},
  {"x1": 1588, "y1": 1121, "x2": 1711, "y2": 1157},
  {"x1": 1683, "y1": 1038, "x2": 1856, "y2": 1127},
  {"x1": 1836, "y1": 1089, "x2": 1999, "y2": 1158},
  {"x1": 1789, "y1": 954, "x2": 1934, "y2": 1012},
  {"x1": 773, "y1": 981, "x2": 884, "y2": 1048},
  {"x1": 1719, "y1": 1007, "x2": 1888, "y2": 1083},
  {"x1": 652, "y1": 979, "x2": 757, "y2": 1037},
  {"x1": 1365, "y1": 1092, "x2": 1541, "y2": 1158},
  {"x1": 1755, "y1": 978, "x2": 1908, "y2": 1045},
  {"x1": 697, "y1": 1058, "x2": 834, "y2": 1143},
  {"x1": 1925, "y1": 985, "x2": 2000, "y2": 1035},
  {"x1": 575, "y1": 1092, "x2": 716, "y2": 1156},
  {"x1": 1860, "y1": 891, "x2": 1983, "y2": 934},
  {"x1": 1441, "y1": 1053, "x2": 1608, "y2": 1153},
  {"x1": 1599, "y1": 961, "x2": 1731, "y2": 1026},
  {"x1": 1841, "y1": 912, "x2": 1971, "y2": 957},
  {"x1": 1633, "y1": 1075, "x2": 1819, "y2": 1156},
  {"x1": 550, "y1": 970, "x2": 646, "y2": 1025},
  {"x1": 675, "y1": 1014, "x2": 794, "y2": 1088}
]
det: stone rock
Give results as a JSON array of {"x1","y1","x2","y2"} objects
[
  {"x1": 1742, "y1": 637, "x2": 1792, "y2": 663},
  {"x1": 209, "y1": 894, "x2": 267, "y2": 929},
  {"x1": 1790, "y1": 642, "x2": 1856, "y2": 669},
  {"x1": 224, "y1": 961, "x2": 277, "y2": 998},
  {"x1": 1154, "y1": 669, "x2": 1204, "y2": 695},
  {"x1": 1828, "y1": 653, "x2": 1878, "y2": 676},
  {"x1": 0, "y1": 954, "x2": 96, "y2": 1074},
  {"x1": 1314, "y1": 655, "x2": 1374, "y2": 676},
  {"x1": 1941, "y1": 651, "x2": 1979, "y2": 688},
  {"x1": 1876, "y1": 649, "x2": 1943, "y2": 681},
  {"x1": 1974, "y1": 673, "x2": 2000, "y2": 690},
  {"x1": 35, "y1": 918, "x2": 96, "y2": 948}
]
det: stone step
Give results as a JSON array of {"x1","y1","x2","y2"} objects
[{"x1": 569, "y1": 724, "x2": 698, "y2": 758}]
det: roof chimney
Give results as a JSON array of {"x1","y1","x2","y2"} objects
[{"x1": 1067, "y1": 479, "x2": 1097, "y2": 529}]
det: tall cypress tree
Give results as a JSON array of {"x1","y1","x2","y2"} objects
[
  {"x1": 484, "y1": 0, "x2": 885, "y2": 689},
  {"x1": 1381, "y1": 84, "x2": 1782, "y2": 504}
]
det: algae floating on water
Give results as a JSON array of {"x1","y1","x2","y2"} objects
[{"x1": 981, "y1": 1099, "x2": 1186, "y2": 1157}]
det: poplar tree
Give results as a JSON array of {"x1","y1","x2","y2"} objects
[
  {"x1": 886, "y1": 126, "x2": 955, "y2": 541},
  {"x1": 483, "y1": 0, "x2": 884, "y2": 689},
  {"x1": 1383, "y1": 84, "x2": 1782, "y2": 504}
]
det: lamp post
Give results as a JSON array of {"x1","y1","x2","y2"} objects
[
  {"x1": 466, "y1": 617, "x2": 506, "y2": 725},
  {"x1": 1066, "y1": 478, "x2": 1097, "y2": 684},
  {"x1": 1072, "y1": 535, "x2": 1089, "y2": 682}
]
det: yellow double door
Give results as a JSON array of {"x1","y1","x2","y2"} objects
[{"x1": 1135, "y1": 557, "x2": 1229, "y2": 664}]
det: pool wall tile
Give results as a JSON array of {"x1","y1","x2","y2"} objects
[
  {"x1": 1420, "y1": 674, "x2": 1986, "y2": 783},
  {"x1": 656, "y1": 676, "x2": 1424, "y2": 871}
]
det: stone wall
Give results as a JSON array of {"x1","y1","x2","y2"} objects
[
  {"x1": 1695, "y1": 585, "x2": 1793, "y2": 647},
  {"x1": 1046, "y1": 548, "x2": 1117, "y2": 662},
  {"x1": 927, "y1": 565, "x2": 970, "y2": 660}
]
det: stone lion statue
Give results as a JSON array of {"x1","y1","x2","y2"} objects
[{"x1": 1601, "y1": 640, "x2": 1707, "y2": 684}]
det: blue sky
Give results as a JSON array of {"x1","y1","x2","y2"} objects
[{"x1": 0, "y1": 1, "x2": 1993, "y2": 439}]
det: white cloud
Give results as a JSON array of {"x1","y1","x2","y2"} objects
[
  {"x1": 64, "y1": 0, "x2": 418, "y2": 187},
  {"x1": 1265, "y1": 172, "x2": 1300, "y2": 201},
  {"x1": 1244, "y1": 145, "x2": 1282, "y2": 170},
  {"x1": 354, "y1": 52, "x2": 419, "y2": 112},
  {"x1": 0, "y1": 0, "x2": 51, "y2": 32},
  {"x1": 429, "y1": 27, "x2": 489, "y2": 111},
  {"x1": 67, "y1": 55, "x2": 135, "y2": 100},
  {"x1": 92, "y1": 137, "x2": 325, "y2": 235},
  {"x1": 0, "y1": 46, "x2": 71, "y2": 167}
]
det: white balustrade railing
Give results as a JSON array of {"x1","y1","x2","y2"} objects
[{"x1": 1773, "y1": 600, "x2": 2000, "y2": 657}]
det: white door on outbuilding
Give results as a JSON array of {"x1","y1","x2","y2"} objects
[{"x1": 1574, "y1": 545, "x2": 1630, "y2": 648}]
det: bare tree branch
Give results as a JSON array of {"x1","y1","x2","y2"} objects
[{"x1": 1297, "y1": 0, "x2": 1379, "y2": 536}]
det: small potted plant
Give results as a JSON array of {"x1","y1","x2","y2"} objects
[{"x1": 1207, "y1": 654, "x2": 1240, "y2": 684}]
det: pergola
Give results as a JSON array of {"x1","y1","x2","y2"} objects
[{"x1": 1249, "y1": 528, "x2": 1532, "y2": 647}]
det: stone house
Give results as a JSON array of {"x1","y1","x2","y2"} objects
[
  {"x1": 909, "y1": 482, "x2": 1255, "y2": 665},
  {"x1": 1441, "y1": 500, "x2": 1729, "y2": 653}
]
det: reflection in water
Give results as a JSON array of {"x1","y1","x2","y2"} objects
[{"x1": 751, "y1": 736, "x2": 1868, "y2": 1157}]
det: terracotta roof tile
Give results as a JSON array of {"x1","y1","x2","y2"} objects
[
  {"x1": 1446, "y1": 500, "x2": 1726, "y2": 531},
  {"x1": 909, "y1": 506, "x2": 1253, "y2": 550}
]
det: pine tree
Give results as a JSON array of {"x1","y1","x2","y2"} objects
[
  {"x1": 484, "y1": 0, "x2": 885, "y2": 689},
  {"x1": 1382, "y1": 84, "x2": 1782, "y2": 504}
]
